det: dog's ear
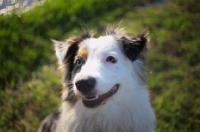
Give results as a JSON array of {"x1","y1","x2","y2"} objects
[
  {"x1": 121, "y1": 29, "x2": 149, "y2": 61},
  {"x1": 106, "y1": 28, "x2": 149, "y2": 61},
  {"x1": 52, "y1": 31, "x2": 91, "y2": 64},
  {"x1": 52, "y1": 39, "x2": 69, "y2": 64}
]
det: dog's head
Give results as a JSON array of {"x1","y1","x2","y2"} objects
[{"x1": 53, "y1": 28, "x2": 149, "y2": 108}]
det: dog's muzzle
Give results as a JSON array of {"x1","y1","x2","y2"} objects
[{"x1": 75, "y1": 78, "x2": 119, "y2": 108}]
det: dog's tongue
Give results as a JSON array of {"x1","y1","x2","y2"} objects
[{"x1": 111, "y1": 85, "x2": 118, "y2": 91}]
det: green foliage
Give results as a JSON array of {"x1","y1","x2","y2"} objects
[
  {"x1": 0, "y1": 65, "x2": 61, "y2": 132},
  {"x1": 0, "y1": 0, "x2": 200, "y2": 131},
  {"x1": 144, "y1": 1, "x2": 200, "y2": 131},
  {"x1": 0, "y1": 0, "x2": 150, "y2": 89}
]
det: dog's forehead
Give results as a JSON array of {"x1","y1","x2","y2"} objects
[{"x1": 80, "y1": 35, "x2": 119, "y2": 52}]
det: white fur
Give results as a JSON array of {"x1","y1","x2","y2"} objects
[
  {"x1": 52, "y1": 39, "x2": 69, "y2": 64},
  {"x1": 56, "y1": 35, "x2": 156, "y2": 132}
]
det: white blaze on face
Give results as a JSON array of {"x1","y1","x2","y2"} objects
[{"x1": 73, "y1": 35, "x2": 132, "y2": 97}]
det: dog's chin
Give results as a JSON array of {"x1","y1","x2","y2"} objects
[{"x1": 81, "y1": 84, "x2": 119, "y2": 108}]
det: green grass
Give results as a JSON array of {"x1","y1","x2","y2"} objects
[{"x1": 0, "y1": 0, "x2": 200, "y2": 131}]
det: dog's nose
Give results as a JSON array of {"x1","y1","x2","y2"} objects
[{"x1": 75, "y1": 77, "x2": 96, "y2": 94}]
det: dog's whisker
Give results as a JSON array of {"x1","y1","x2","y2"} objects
[
  {"x1": 66, "y1": 82, "x2": 73, "y2": 86},
  {"x1": 66, "y1": 91, "x2": 75, "y2": 101}
]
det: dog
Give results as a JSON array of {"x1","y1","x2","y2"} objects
[{"x1": 38, "y1": 27, "x2": 156, "y2": 132}]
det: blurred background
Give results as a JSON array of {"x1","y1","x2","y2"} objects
[{"x1": 0, "y1": 0, "x2": 200, "y2": 131}]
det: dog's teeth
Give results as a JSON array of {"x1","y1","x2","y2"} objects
[{"x1": 83, "y1": 96, "x2": 98, "y2": 101}]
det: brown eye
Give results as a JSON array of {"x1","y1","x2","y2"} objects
[{"x1": 106, "y1": 56, "x2": 117, "y2": 63}]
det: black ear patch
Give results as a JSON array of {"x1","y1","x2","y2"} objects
[
  {"x1": 122, "y1": 31, "x2": 148, "y2": 61},
  {"x1": 106, "y1": 28, "x2": 149, "y2": 62}
]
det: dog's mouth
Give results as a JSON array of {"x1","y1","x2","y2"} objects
[{"x1": 82, "y1": 84, "x2": 119, "y2": 108}]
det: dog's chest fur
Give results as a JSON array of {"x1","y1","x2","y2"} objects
[{"x1": 57, "y1": 86, "x2": 155, "y2": 132}]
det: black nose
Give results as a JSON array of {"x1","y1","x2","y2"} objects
[{"x1": 75, "y1": 77, "x2": 96, "y2": 94}]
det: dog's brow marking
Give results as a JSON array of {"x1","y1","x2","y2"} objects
[{"x1": 78, "y1": 48, "x2": 88, "y2": 59}]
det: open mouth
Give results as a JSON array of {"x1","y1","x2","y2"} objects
[{"x1": 82, "y1": 84, "x2": 119, "y2": 108}]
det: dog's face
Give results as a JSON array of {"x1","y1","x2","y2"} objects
[{"x1": 53, "y1": 28, "x2": 148, "y2": 108}]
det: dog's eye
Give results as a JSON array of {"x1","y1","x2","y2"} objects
[
  {"x1": 106, "y1": 56, "x2": 117, "y2": 63},
  {"x1": 76, "y1": 59, "x2": 83, "y2": 67}
]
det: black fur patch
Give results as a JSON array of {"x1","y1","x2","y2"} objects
[
  {"x1": 106, "y1": 28, "x2": 148, "y2": 62},
  {"x1": 37, "y1": 112, "x2": 60, "y2": 132},
  {"x1": 61, "y1": 31, "x2": 91, "y2": 102},
  {"x1": 122, "y1": 33, "x2": 147, "y2": 62}
]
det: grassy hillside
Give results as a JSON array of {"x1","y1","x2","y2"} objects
[{"x1": 0, "y1": 0, "x2": 200, "y2": 131}]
